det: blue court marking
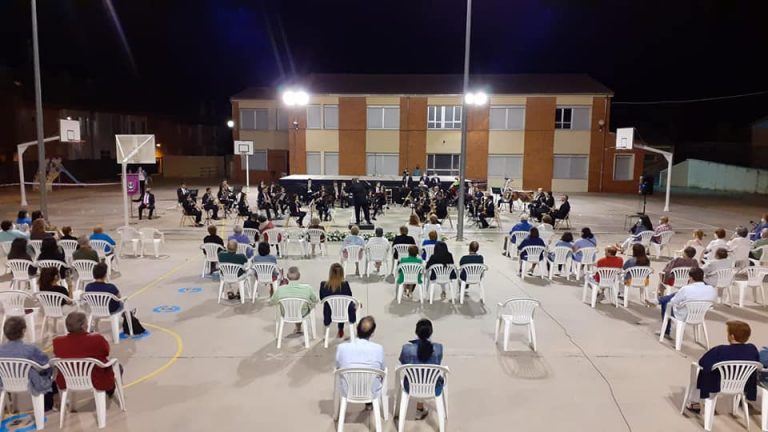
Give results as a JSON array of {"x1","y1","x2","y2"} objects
[
  {"x1": 0, "y1": 413, "x2": 45, "y2": 432},
  {"x1": 151, "y1": 305, "x2": 181, "y2": 313},
  {"x1": 119, "y1": 329, "x2": 152, "y2": 340},
  {"x1": 177, "y1": 287, "x2": 203, "y2": 294}
]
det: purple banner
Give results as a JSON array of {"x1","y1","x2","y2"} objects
[{"x1": 126, "y1": 173, "x2": 140, "y2": 195}]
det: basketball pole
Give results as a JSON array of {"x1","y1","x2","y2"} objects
[
  {"x1": 31, "y1": 0, "x2": 48, "y2": 218},
  {"x1": 456, "y1": 0, "x2": 473, "y2": 241}
]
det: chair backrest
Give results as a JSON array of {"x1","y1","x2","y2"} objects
[
  {"x1": 343, "y1": 245, "x2": 365, "y2": 263},
  {"x1": 60, "y1": 240, "x2": 78, "y2": 261},
  {"x1": 306, "y1": 228, "x2": 325, "y2": 245},
  {"x1": 6, "y1": 259, "x2": 34, "y2": 280},
  {"x1": 0, "y1": 291, "x2": 34, "y2": 315},
  {"x1": 745, "y1": 267, "x2": 768, "y2": 285},
  {"x1": 366, "y1": 242, "x2": 390, "y2": 262},
  {"x1": 670, "y1": 267, "x2": 692, "y2": 288},
  {"x1": 235, "y1": 243, "x2": 252, "y2": 257},
  {"x1": 392, "y1": 244, "x2": 412, "y2": 258},
  {"x1": 321, "y1": 295, "x2": 359, "y2": 323},
  {"x1": 218, "y1": 263, "x2": 246, "y2": 282},
  {"x1": 396, "y1": 364, "x2": 450, "y2": 398},
  {"x1": 81, "y1": 292, "x2": 121, "y2": 317},
  {"x1": 679, "y1": 301, "x2": 713, "y2": 324},
  {"x1": 138, "y1": 227, "x2": 163, "y2": 243},
  {"x1": 398, "y1": 262, "x2": 424, "y2": 284},
  {"x1": 28, "y1": 240, "x2": 42, "y2": 259},
  {"x1": 262, "y1": 228, "x2": 284, "y2": 246},
  {"x1": 0, "y1": 241, "x2": 12, "y2": 257},
  {"x1": 72, "y1": 259, "x2": 97, "y2": 280},
  {"x1": 36, "y1": 259, "x2": 67, "y2": 271},
  {"x1": 714, "y1": 267, "x2": 736, "y2": 288},
  {"x1": 509, "y1": 231, "x2": 529, "y2": 245},
  {"x1": 0, "y1": 358, "x2": 47, "y2": 393},
  {"x1": 626, "y1": 266, "x2": 653, "y2": 287},
  {"x1": 460, "y1": 263, "x2": 487, "y2": 284},
  {"x1": 335, "y1": 368, "x2": 386, "y2": 402},
  {"x1": 428, "y1": 264, "x2": 456, "y2": 283},
  {"x1": 595, "y1": 268, "x2": 622, "y2": 288},
  {"x1": 51, "y1": 358, "x2": 101, "y2": 391},
  {"x1": 711, "y1": 361, "x2": 763, "y2": 395},
  {"x1": 520, "y1": 246, "x2": 545, "y2": 262},
  {"x1": 242, "y1": 228, "x2": 260, "y2": 244},
  {"x1": 252, "y1": 262, "x2": 278, "y2": 281},
  {"x1": 636, "y1": 231, "x2": 655, "y2": 246},
  {"x1": 657, "y1": 230, "x2": 675, "y2": 245},
  {"x1": 754, "y1": 245, "x2": 768, "y2": 265},
  {"x1": 577, "y1": 247, "x2": 598, "y2": 265},
  {"x1": 692, "y1": 245, "x2": 705, "y2": 262},
  {"x1": 422, "y1": 244, "x2": 436, "y2": 261},
  {"x1": 201, "y1": 243, "x2": 224, "y2": 261},
  {"x1": 89, "y1": 239, "x2": 111, "y2": 258},
  {"x1": 277, "y1": 297, "x2": 312, "y2": 322},
  {"x1": 549, "y1": 246, "x2": 572, "y2": 264},
  {"x1": 117, "y1": 226, "x2": 140, "y2": 242},
  {"x1": 285, "y1": 229, "x2": 306, "y2": 241},
  {"x1": 35, "y1": 292, "x2": 69, "y2": 318},
  {"x1": 498, "y1": 298, "x2": 540, "y2": 324}
]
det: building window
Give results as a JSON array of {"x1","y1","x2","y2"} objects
[
  {"x1": 489, "y1": 106, "x2": 525, "y2": 130},
  {"x1": 427, "y1": 105, "x2": 462, "y2": 129},
  {"x1": 306, "y1": 152, "x2": 321, "y2": 175},
  {"x1": 487, "y1": 155, "x2": 523, "y2": 178},
  {"x1": 276, "y1": 108, "x2": 289, "y2": 130},
  {"x1": 240, "y1": 151, "x2": 268, "y2": 171},
  {"x1": 427, "y1": 153, "x2": 461, "y2": 176},
  {"x1": 613, "y1": 154, "x2": 634, "y2": 181},
  {"x1": 307, "y1": 105, "x2": 322, "y2": 129},
  {"x1": 366, "y1": 153, "x2": 399, "y2": 176},
  {"x1": 323, "y1": 105, "x2": 338, "y2": 129},
  {"x1": 555, "y1": 107, "x2": 590, "y2": 130},
  {"x1": 240, "y1": 108, "x2": 270, "y2": 130},
  {"x1": 367, "y1": 106, "x2": 400, "y2": 129},
  {"x1": 553, "y1": 155, "x2": 588, "y2": 179},
  {"x1": 324, "y1": 152, "x2": 339, "y2": 175}
]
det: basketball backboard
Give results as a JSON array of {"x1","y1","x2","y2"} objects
[
  {"x1": 234, "y1": 140, "x2": 254, "y2": 155},
  {"x1": 616, "y1": 127, "x2": 634, "y2": 150},
  {"x1": 116, "y1": 135, "x2": 156, "y2": 164},
  {"x1": 59, "y1": 119, "x2": 81, "y2": 143}
]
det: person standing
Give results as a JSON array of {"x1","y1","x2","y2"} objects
[{"x1": 347, "y1": 178, "x2": 371, "y2": 226}]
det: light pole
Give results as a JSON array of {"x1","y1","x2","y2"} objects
[
  {"x1": 282, "y1": 89, "x2": 309, "y2": 175},
  {"x1": 456, "y1": 0, "x2": 475, "y2": 241},
  {"x1": 31, "y1": 0, "x2": 48, "y2": 219}
]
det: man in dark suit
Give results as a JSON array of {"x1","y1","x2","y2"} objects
[
  {"x1": 201, "y1": 187, "x2": 220, "y2": 220},
  {"x1": 138, "y1": 187, "x2": 155, "y2": 220},
  {"x1": 428, "y1": 172, "x2": 440, "y2": 188},
  {"x1": 347, "y1": 178, "x2": 371, "y2": 225},
  {"x1": 182, "y1": 196, "x2": 203, "y2": 227},
  {"x1": 478, "y1": 193, "x2": 495, "y2": 228},
  {"x1": 550, "y1": 195, "x2": 571, "y2": 223},
  {"x1": 176, "y1": 183, "x2": 188, "y2": 204},
  {"x1": 401, "y1": 170, "x2": 413, "y2": 190}
]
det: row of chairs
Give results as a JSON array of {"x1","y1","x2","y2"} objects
[
  {"x1": 115, "y1": 226, "x2": 165, "y2": 258},
  {"x1": 6, "y1": 259, "x2": 112, "y2": 296},
  {"x1": 394, "y1": 262, "x2": 487, "y2": 305}
]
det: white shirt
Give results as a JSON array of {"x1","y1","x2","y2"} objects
[
  {"x1": 727, "y1": 237, "x2": 752, "y2": 263},
  {"x1": 336, "y1": 338, "x2": 385, "y2": 396},
  {"x1": 407, "y1": 225, "x2": 422, "y2": 241},
  {"x1": 422, "y1": 223, "x2": 442, "y2": 237},
  {"x1": 701, "y1": 258, "x2": 734, "y2": 286},
  {"x1": 704, "y1": 238, "x2": 727, "y2": 259},
  {"x1": 669, "y1": 281, "x2": 717, "y2": 321},
  {"x1": 366, "y1": 237, "x2": 389, "y2": 249}
]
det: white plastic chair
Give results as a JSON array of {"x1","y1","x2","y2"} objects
[
  {"x1": 242, "y1": 228, "x2": 260, "y2": 245},
  {"x1": 505, "y1": 231, "x2": 529, "y2": 258},
  {"x1": 0, "y1": 241, "x2": 12, "y2": 275},
  {"x1": 546, "y1": 246, "x2": 573, "y2": 280},
  {"x1": 200, "y1": 243, "x2": 224, "y2": 277},
  {"x1": 734, "y1": 266, "x2": 768, "y2": 307},
  {"x1": 35, "y1": 260, "x2": 69, "y2": 290},
  {"x1": 218, "y1": 263, "x2": 250, "y2": 305},
  {"x1": 320, "y1": 295, "x2": 360, "y2": 348},
  {"x1": 396, "y1": 262, "x2": 425, "y2": 304},
  {"x1": 391, "y1": 244, "x2": 412, "y2": 275},
  {"x1": 28, "y1": 240, "x2": 42, "y2": 260},
  {"x1": 6, "y1": 259, "x2": 38, "y2": 292},
  {"x1": 0, "y1": 291, "x2": 36, "y2": 343},
  {"x1": 341, "y1": 245, "x2": 365, "y2": 276},
  {"x1": 519, "y1": 246, "x2": 546, "y2": 280},
  {"x1": 51, "y1": 357, "x2": 126, "y2": 429},
  {"x1": 458, "y1": 263, "x2": 487, "y2": 305},
  {"x1": 365, "y1": 243, "x2": 391, "y2": 277},
  {"x1": 235, "y1": 242, "x2": 253, "y2": 257},
  {"x1": 274, "y1": 297, "x2": 316, "y2": 349},
  {"x1": 59, "y1": 240, "x2": 78, "y2": 265},
  {"x1": 0, "y1": 358, "x2": 50, "y2": 430},
  {"x1": 90, "y1": 239, "x2": 119, "y2": 274},
  {"x1": 582, "y1": 268, "x2": 622, "y2": 308},
  {"x1": 261, "y1": 228, "x2": 285, "y2": 258},
  {"x1": 421, "y1": 244, "x2": 436, "y2": 262},
  {"x1": 633, "y1": 230, "x2": 656, "y2": 249},
  {"x1": 572, "y1": 247, "x2": 598, "y2": 280},
  {"x1": 680, "y1": 360, "x2": 762, "y2": 431},
  {"x1": 621, "y1": 266, "x2": 654, "y2": 307},
  {"x1": 249, "y1": 262, "x2": 279, "y2": 302},
  {"x1": 35, "y1": 291, "x2": 70, "y2": 340},
  {"x1": 659, "y1": 300, "x2": 713, "y2": 351},
  {"x1": 495, "y1": 298, "x2": 540, "y2": 352},
  {"x1": 650, "y1": 231, "x2": 675, "y2": 258},
  {"x1": 662, "y1": 266, "x2": 693, "y2": 296},
  {"x1": 116, "y1": 226, "x2": 141, "y2": 257},
  {"x1": 138, "y1": 227, "x2": 165, "y2": 258},
  {"x1": 334, "y1": 367, "x2": 388, "y2": 432},
  {"x1": 284, "y1": 229, "x2": 308, "y2": 257},
  {"x1": 395, "y1": 365, "x2": 450, "y2": 432},
  {"x1": 81, "y1": 292, "x2": 131, "y2": 344},
  {"x1": 71, "y1": 260, "x2": 97, "y2": 296},
  {"x1": 306, "y1": 228, "x2": 327, "y2": 256},
  {"x1": 426, "y1": 264, "x2": 457, "y2": 304},
  {"x1": 714, "y1": 267, "x2": 738, "y2": 306}
]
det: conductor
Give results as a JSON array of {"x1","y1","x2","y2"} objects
[{"x1": 347, "y1": 177, "x2": 372, "y2": 226}]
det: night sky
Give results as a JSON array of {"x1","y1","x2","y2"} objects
[{"x1": 2, "y1": 0, "x2": 767, "y2": 145}]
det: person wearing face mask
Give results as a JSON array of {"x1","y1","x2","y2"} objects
[
  {"x1": 750, "y1": 214, "x2": 768, "y2": 241},
  {"x1": 657, "y1": 267, "x2": 716, "y2": 338}
]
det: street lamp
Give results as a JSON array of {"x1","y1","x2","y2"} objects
[
  {"x1": 464, "y1": 91, "x2": 488, "y2": 106},
  {"x1": 226, "y1": 120, "x2": 234, "y2": 128},
  {"x1": 282, "y1": 90, "x2": 309, "y2": 176},
  {"x1": 282, "y1": 89, "x2": 309, "y2": 107}
]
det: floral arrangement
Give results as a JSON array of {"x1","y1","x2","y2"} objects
[{"x1": 323, "y1": 230, "x2": 447, "y2": 242}]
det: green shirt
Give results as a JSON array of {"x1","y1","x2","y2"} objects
[
  {"x1": 218, "y1": 251, "x2": 247, "y2": 265},
  {"x1": 270, "y1": 281, "x2": 319, "y2": 316},
  {"x1": 72, "y1": 248, "x2": 99, "y2": 263},
  {"x1": 752, "y1": 239, "x2": 768, "y2": 259},
  {"x1": 397, "y1": 256, "x2": 423, "y2": 284}
]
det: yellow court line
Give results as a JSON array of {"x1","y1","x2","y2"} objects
[
  {"x1": 124, "y1": 323, "x2": 184, "y2": 389},
  {"x1": 126, "y1": 258, "x2": 191, "y2": 300}
]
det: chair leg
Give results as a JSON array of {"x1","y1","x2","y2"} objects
[
  {"x1": 459, "y1": 282, "x2": 466, "y2": 305},
  {"x1": 94, "y1": 390, "x2": 107, "y2": 428},
  {"x1": 702, "y1": 323, "x2": 710, "y2": 349},
  {"x1": 675, "y1": 322, "x2": 685, "y2": 351},
  {"x1": 337, "y1": 398, "x2": 347, "y2": 432},
  {"x1": 59, "y1": 390, "x2": 69, "y2": 428},
  {"x1": 503, "y1": 321, "x2": 510, "y2": 352},
  {"x1": 398, "y1": 392, "x2": 409, "y2": 432},
  {"x1": 325, "y1": 326, "x2": 332, "y2": 348},
  {"x1": 435, "y1": 394, "x2": 447, "y2": 432},
  {"x1": 741, "y1": 394, "x2": 751, "y2": 431},
  {"x1": 110, "y1": 315, "x2": 121, "y2": 344},
  {"x1": 303, "y1": 323, "x2": 310, "y2": 349},
  {"x1": 276, "y1": 321, "x2": 284, "y2": 349},
  {"x1": 494, "y1": 318, "x2": 500, "y2": 344},
  {"x1": 372, "y1": 398, "x2": 383, "y2": 432},
  {"x1": 479, "y1": 282, "x2": 485, "y2": 304},
  {"x1": 704, "y1": 397, "x2": 717, "y2": 431},
  {"x1": 31, "y1": 393, "x2": 45, "y2": 430},
  {"x1": 530, "y1": 321, "x2": 537, "y2": 352}
]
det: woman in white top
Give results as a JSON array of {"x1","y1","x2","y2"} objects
[
  {"x1": 704, "y1": 228, "x2": 728, "y2": 260},
  {"x1": 676, "y1": 229, "x2": 705, "y2": 257},
  {"x1": 422, "y1": 214, "x2": 442, "y2": 238},
  {"x1": 537, "y1": 214, "x2": 555, "y2": 246},
  {"x1": 407, "y1": 214, "x2": 422, "y2": 242}
]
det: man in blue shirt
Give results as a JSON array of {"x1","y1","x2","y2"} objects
[
  {"x1": 503, "y1": 215, "x2": 533, "y2": 254},
  {"x1": 227, "y1": 226, "x2": 254, "y2": 258},
  {"x1": 84, "y1": 263, "x2": 123, "y2": 313},
  {"x1": 0, "y1": 220, "x2": 29, "y2": 243},
  {"x1": 89, "y1": 226, "x2": 116, "y2": 254}
]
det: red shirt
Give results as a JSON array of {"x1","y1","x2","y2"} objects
[
  {"x1": 593, "y1": 256, "x2": 623, "y2": 282},
  {"x1": 53, "y1": 332, "x2": 115, "y2": 391}
]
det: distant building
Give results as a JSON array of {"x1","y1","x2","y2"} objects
[
  {"x1": 752, "y1": 116, "x2": 768, "y2": 169},
  {"x1": 230, "y1": 73, "x2": 642, "y2": 192}
]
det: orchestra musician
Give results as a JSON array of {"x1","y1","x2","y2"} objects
[
  {"x1": 182, "y1": 195, "x2": 204, "y2": 227},
  {"x1": 529, "y1": 190, "x2": 555, "y2": 221},
  {"x1": 339, "y1": 181, "x2": 349, "y2": 208},
  {"x1": 304, "y1": 178, "x2": 317, "y2": 204},
  {"x1": 347, "y1": 177, "x2": 372, "y2": 226},
  {"x1": 218, "y1": 180, "x2": 235, "y2": 214},
  {"x1": 370, "y1": 182, "x2": 386, "y2": 220},
  {"x1": 201, "y1": 187, "x2": 220, "y2": 220},
  {"x1": 316, "y1": 189, "x2": 332, "y2": 222},
  {"x1": 479, "y1": 193, "x2": 495, "y2": 229},
  {"x1": 435, "y1": 196, "x2": 448, "y2": 221},
  {"x1": 401, "y1": 170, "x2": 413, "y2": 190},
  {"x1": 331, "y1": 181, "x2": 340, "y2": 208},
  {"x1": 428, "y1": 172, "x2": 441, "y2": 188},
  {"x1": 237, "y1": 192, "x2": 251, "y2": 217},
  {"x1": 176, "y1": 183, "x2": 189, "y2": 205},
  {"x1": 287, "y1": 194, "x2": 307, "y2": 227},
  {"x1": 257, "y1": 183, "x2": 273, "y2": 220}
]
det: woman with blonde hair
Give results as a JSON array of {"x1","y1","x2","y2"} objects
[
  {"x1": 422, "y1": 213, "x2": 442, "y2": 238},
  {"x1": 407, "y1": 214, "x2": 422, "y2": 241},
  {"x1": 29, "y1": 218, "x2": 52, "y2": 240},
  {"x1": 319, "y1": 263, "x2": 356, "y2": 338}
]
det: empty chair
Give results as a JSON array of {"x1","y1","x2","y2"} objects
[
  {"x1": 306, "y1": 228, "x2": 327, "y2": 256},
  {"x1": 35, "y1": 292, "x2": 71, "y2": 340},
  {"x1": 116, "y1": 226, "x2": 141, "y2": 257},
  {"x1": 713, "y1": 268, "x2": 737, "y2": 306},
  {"x1": 391, "y1": 244, "x2": 412, "y2": 275},
  {"x1": 519, "y1": 246, "x2": 546, "y2": 280},
  {"x1": 662, "y1": 266, "x2": 693, "y2": 296},
  {"x1": 650, "y1": 231, "x2": 675, "y2": 258},
  {"x1": 261, "y1": 228, "x2": 284, "y2": 258},
  {"x1": 138, "y1": 227, "x2": 165, "y2": 258},
  {"x1": 334, "y1": 368, "x2": 388, "y2": 432},
  {"x1": 582, "y1": 268, "x2": 623, "y2": 308},
  {"x1": 505, "y1": 231, "x2": 529, "y2": 258},
  {"x1": 395, "y1": 365, "x2": 450, "y2": 432},
  {"x1": 51, "y1": 358, "x2": 126, "y2": 429},
  {"x1": 365, "y1": 243, "x2": 391, "y2": 277},
  {"x1": 458, "y1": 263, "x2": 487, "y2": 305},
  {"x1": 321, "y1": 296, "x2": 360, "y2": 348},
  {"x1": 733, "y1": 266, "x2": 768, "y2": 307},
  {"x1": 283, "y1": 229, "x2": 308, "y2": 257},
  {"x1": 28, "y1": 240, "x2": 42, "y2": 260},
  {"x1": 71, "y1": 260, "x2": 97, "y2": 296},
  {"x1": 572, "y1": 247, "x2": 598, "y2": 280},
  {"x1": 495, "y1": 298, "x2": 540, "y2": 352},
  {"x1": 421, "y1": 244, "x2": 436, "y2": 262},
  {"x1": 274, "y1": 298, "x2": 316, "y2": 349},
  {"x1": 81, "y1": 292, "x2": 131, "y2": 344},
  {"x1": 621, "y1": 266, "x2": 654, "y2": 308},
  {"x1": 659, "y1": 300, "x2": 713, "y2": 351},
  {"x1": 341, "y1": 245, "x2": 365, "y2": 276},
  {"x1": 426, "y1": 264, "x2": 457, "y2": 304},
  {"x1": 0, "y1": 358, "x2": 50, "y2": 430},
  {"x1": 217, "y1": 263, "x2": 250, "y2": 305},
  {"x1": 396, "y1": 263, "x2": 425, "y2": 304},
  {"x1": 546, "y1": 246, "x2": 573, "y2": 280},
  {"x1": 242, "y1": 228, "x2": 260, "y2": 245},
  {"x1": 0, "y1": 291, "x2": 36, "y2": 343},
  {"x1": 6, "y1": 259, "x2": 38, "y2": 292},
  {"x1": 249, "y1": 262, "x2": 279, "y2": 302}
]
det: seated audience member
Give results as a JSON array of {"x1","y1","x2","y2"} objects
[
  {"x1": 398, "y1": 319, "x2": 444, "y2": 421},
  {"x1": 336, "y1": 316, "x2": 385, "y2": 398},
  {"x1": 257, "y1": 215, "x2": 275, "y2": 233},
  {"x1": 0, "y1": 220, "x2": 29, "y2": 242},
  {"x1": 89, "y1": 226, "x2": 116, "y2": 254},
  {"x1": 503, "y1": 215, "x2": 533, "y2": 254},
  {"x1": 750, "y1": 228, "x2": 768, "y2": 261},
  {"x1": 228, "y1": 226, "x2": 253, "y2": 258},
  {"x1": 53, "y1": 312, "x2": 122, "y2": 397},
  {"x1": 684, "y1": 320, "x2": 758, "y2": 412},
  {"x1": 426, "y1": 242, "x2": 456, "y2": 299},
  {"x1": 365, "y1": 227, "x2": 389, "y2": 273},
  {"x1": 8, "y1": 238, "x2": 36, "y2": 275},
  {"x1": 518, "y1": 227, "x2": 546, "y2": 273},
  {"x1": 270, "y1": 266, "x2": 318, "y2": 333},
  {"x1": 750, "y1": 214, "x2": 768, "y2": 241},
  {"x1": 549, "y1": 194, "x2": 570, "y2": 224},
  {"x1": 727, "y1": 226, "x2": 752, "y2": 267},
  {"x1": 392, "y1": 226, "x2": 416, "y2": 260},
  {"x1": 218, "y1": 240, "x2": 248, "y2": 299},
  {"x1": 252, "y1": 242, "x2": 280, "y2": 294},
  {"x1": 677, "y1": 229, "x2": 705, "y2": 255},
  {"x1": 702, "y1": 248, "x2": 732, "y2": 287},
  {"x1": 547, "y1": 232, "x2": 574, "y2": 272},
  {"x1": 85, "y1": 263, "x2": 123, "y2": 313},
  {"x1": 398, "y1": 245, "x2": 424, "y2": 298},
  {"x1": 16, "y1": 210, "x2": 32, "y2": 228},
  {"x1": 537, "y1": 215, "x2": 555, "y2": 245},
  {"x1": 342, "y1": 225, "x2": 366, "y2": 274},
  {"x1": 203, "y1": 225, "x2": 224, "y2": 247},
  {"x1": 306, "y1": 217, "x2": 326, "y2": 255},
  {"x1": 572, "y1": 227, "x2": 598, "y2": 262},
  {"x1": 0, "y1": 317, "x2": 56, "y2": 410},
  {"x1": 407, "y1": 214, "x2": 422, "y2": 241},
  {"x1": 39, "y1": 266, "x2": 71, "y2": 299},
  {"x1": 651, "y1": 216, "x2": 671, "y2": 244},
  {"x1": 589, "y1": 247, "x2": 623, "y2": 299},
  {"x1": 243, "y1": 213, "x2": 260, "y2": 230},
  {"x1": 420, "y1": 230, "x2": 439, "y2": 260},
  {"x1": 319, "y1": 263, "x2": 357, "y2": 339},
  {"x1": 422, "y1": 214, "x2": 442, "y2": 237},
  {"x1": 658, "y1": 267, "x2": 716, "y2": 338},
  {"x1": 621, "y1": 243, "x2": 650, "y2": 289},
  {"x1": 38, "y1": 237, "x2": 67, "y2": 278},
  {"x1": 459, "y1": 241, "x2": 484, "y2": 283},
  {"x1": 618, "y1": 215, "x2": 653, "y2": 253},
  {"x1": 29, "y1": 219, "x2": 52, "y2": 240},
  {"x1": 60, "y1": 226, "x2": 77, "y2": 241},
  {"x1": 704, "y1": 228, "x2": 728, "y2": 260},
  {"x1": 658, "y1": 247, "x2": 699, "y2": 296},
  {"x1": 72, "y1": 236, "x2": 99, "y2": 262}
]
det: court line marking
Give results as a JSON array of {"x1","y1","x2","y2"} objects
[
  {"x1": 126, "y1": 258, "x2": 191, "y2": 300},
  {"x1": 124, "y1": 323, "x2": 184, "y2": 389}
]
